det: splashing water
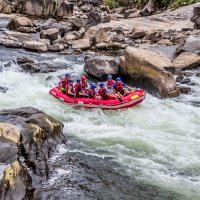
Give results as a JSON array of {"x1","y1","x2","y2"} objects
[{"x1": 0, "y1": 49, "x2": 200, "y2": 199}]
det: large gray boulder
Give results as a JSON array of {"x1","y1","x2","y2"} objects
[
  {"x1": 121, "y1": 47, "x2": 180, "y2": 98},
  {"x1": 84, "y1": 55, "x2": 119, "y2": 80}
]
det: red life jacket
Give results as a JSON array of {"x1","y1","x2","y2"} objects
[
  {"x1": 59, "y1": 79, "x2": 68, "y2": 88},
  {"x1": 98, "y1": 88, "x2": 109, "y2": 99},
  {"x1": 81, "y1": 81, "x2": 87, "y2": 91},
  {"x1": 87, "y1": 88, "x2": 96, "y2": 98},
  {"x1": 65, "y1": 83, "x2": 74, "y2": 95},
  {"x1": 106, "y1": 80, "x2": 115, "y2": 88},
  {"x1": 74, "y1": 83, "x2": 81, "y2": 94},
  {"x1": 114, "y1": 82, "x2": 123, "y2": 93}
]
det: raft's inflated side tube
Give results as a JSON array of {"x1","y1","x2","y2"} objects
[{"x1": 49, "y1": 87, "x2": 146, "y2": 110}]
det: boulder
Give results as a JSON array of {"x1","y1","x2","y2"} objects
[
  {"x1": 17, "y1": 58, "x2": 67, "y2": 73},
  {"x1": 64, "y1": 33, "x2": 77, "y2": 41},
  {"x1": 132, "y1": 27, "x2": 146, "y2": 39},
  {"x1": 84, "y1": 55, "x2": 119, "y2": 80},
  {"x1": 48, "y1": 44, "x2": 65, "y2": 52},
  {"x1": 173, "y1": 52, "x2": 200, "y2": 70},
  {"x1": 24, "y1": 0, "x2": 74, "y2": 17},
  {"x1": 191, "y1": 5, "x2": 200, "y2": 29},
  {"x1": 16, "y1": 26, "x2": 37, "y2": 33},
  {"x1": 40, "y1": 28, "x2": 59, "y2": 42},
  {"x1": 145, "y1": 31, "x2": 161, "y2": 43},
  {"x1": 157, "y1": 39, "x2": 173, "y2": 46},
  {"x1": 140, "y1": 0, "x2": 155, "y2": 16},
  {"x1": 87, "y1": 11, "x2": 101, "y2": 25},
  {"x1": 0, "y1": 107, "x2": 65, "y2": 199},
  {"x1": 57, "y1": 1, "x2": 74, "y2": 17},
  {"x1": 95, "y1": 29, "x2": 110, "y2": 44},
  {"x1": 109, "y1": 32, "x2": 125, "y2": 43},
  {"x1": 122, "y1": 47, "x2": 179, "y2": 98},
  {"x1": 0, "y1": 86, "x2": 8, "y2": 93},
  {"x1": 124, "y1": 9, "x2": 137, "y2": 18},
  {"x1": 7, "y1": 17, "x2": 34, "y2": 30},
  {"x1": 23, "y1": 41, "x2": 48, "y2": 52},
  {"x1": 71, "y1": 38, "x2": 90, "y2": 50},
  {"x1": 176, "y1": 36, "x2": 200, "y2": 55},
  {"x1": 71, "y1": 18, "x2": 86, "y2": 31}
]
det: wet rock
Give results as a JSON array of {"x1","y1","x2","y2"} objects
[
  {"x1": 0, "y1": 107, "x2": 65, "y2": 200},
  {"x1": 173, "y1": 52, "x2": 200, "y2": 70},
  {"x1": 40, "y1": 28, "x2": 59, "y2": 42},
  {"x1": 140, "y1": 0, "x2": 155, "y2": 17},
  {"x1": 124, "y1": 9, "x2": 137, "y2": 18},
  {"x1": 179, "y1": 86, "x2": 192, "y2": 94},
  {"x1": 191, "y1": 5, "x2": 200, "y2": 29},
  {"x1": 132, "y1": 27, "x2": 146, "y2": 39},
  {"x1": 183, "y1": 71, "x2": 193, "y2": 77},
  {"x1": 122, "y1": 47, "x2": 180, "y2": 98},
  {"x1": 171, "y1": 32, "x2": 186, "y2": 44},
  {"x1": 0, "y1": 86, "x2": 8, "y2": 93},
  {"x1": 23, "y1": 41, "x2": 48, "y2": 52},
  {"x1": 71, "y1": 38, "x2": 90, "y2": 50},
  {"x1": 84, "y1": 55, "x2": 119, "y2": 80},
  {"x1": 0, "y1": 37, "x2": 23, "y2": 48},
  {"x1": 196, "y1": 72, "x2": 200, "y2": 77},
  {"x1": 181, "y1": 78, "x2": 191, "y2": 84},
  {"x1": 48, "y1": 44, "x2": 65, "y2": 52},
  {"x1": 7, "y1": 17, "x2": 34, "y2": 30},
  {"x1": 16, "y1": 26, "x2": 37, "y2": 33},
  {"x1": 176, "y1": 36, "x2": 200, "y2": 55}
]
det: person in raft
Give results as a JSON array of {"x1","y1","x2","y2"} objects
[
  {"x1": 81, "y1": 76, "x2": 88, "y2": 92},
  {"x1": 98, "y1": 82, "x2": 116, "y2": 100},
  {"x1": 106, "y1": 75, "x2": 115, "y2": 92},
  {"x1": 74, "y1": 79, "x2": 89, "y2": 97},
  {"x1": 113, "y1": 77, "x2": 131, "y2": 97},
  {"x1": 65, "y1": 79, "x2": 75, "y2": 96},
  {"x1": 87, "y1": 83, "x2": 100, "y2": 99},
  {"x1": 59, "y1": 74, "x2": 70, "y2": 93}
]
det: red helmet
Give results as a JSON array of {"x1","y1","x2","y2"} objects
[{"x1": 81, "y1": 76, "x2": 87, "y2": 81}]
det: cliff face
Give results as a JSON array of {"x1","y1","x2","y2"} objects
[
  {"x1": 0, "y1": 0, "x2": 74, "y2": 17},
  {"x1": 0, "y1": 107, "x2": 65, "y2": 200}
]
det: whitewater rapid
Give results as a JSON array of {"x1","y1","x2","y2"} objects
[{"x1": 0, "y1": 49, "x2": 200, "y2": 199}]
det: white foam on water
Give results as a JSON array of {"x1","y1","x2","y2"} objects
[{"x1": 0, "y1": 57, "x2": 200, "y2": 199}]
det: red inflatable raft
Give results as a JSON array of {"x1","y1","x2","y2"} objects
[{"x1": 49, "y1": 87, "x2": 146, "y2": 110}]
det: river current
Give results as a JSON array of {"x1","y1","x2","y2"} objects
[{"x1": 0, "y1": 47, "x2": 200, "y2": 200}]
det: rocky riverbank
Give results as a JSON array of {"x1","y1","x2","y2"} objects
[
  {"x1": 0, "y1": 107, "x2": 65, "y2": 200},
  {"x1": 0, "y1": 1, "x2": 199, "y2": 98}
]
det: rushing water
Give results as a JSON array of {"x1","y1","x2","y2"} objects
[{"x1": 0, "y1": 47, "x2": 200, "y2": 200}]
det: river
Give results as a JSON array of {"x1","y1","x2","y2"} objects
[{"x1": 0, "y1": 46, "x2": 200, "y2": 200}]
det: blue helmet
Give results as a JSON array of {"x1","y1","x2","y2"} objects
[
  {"x1": 76, "y1": 79, "x2": 81, "y2": 83},
  {"x1": 69, "y1": 79, "x2": 73, "y2": 83},
  {"x1": 99, "y1": 82, "x2": 105, "y2": 88},
  {"x1": 90, "y1": 83, "x2": 96, "y2": 89},
  {"x1": 107, "y1": 75, "x2": 112, "y2": 79},
  {"x1": 116, "y1": 77, "x2": 121, "y2": 81}
]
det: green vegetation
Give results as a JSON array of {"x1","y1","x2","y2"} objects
[{"x1": 103, "y1": 0, "x2": 199, "y2": 9}]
